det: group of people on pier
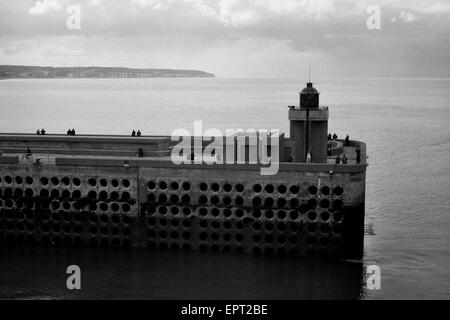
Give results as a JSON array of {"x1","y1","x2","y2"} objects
[
  {"x1": 66, "y1": 128, "x2": 76, "y2": 136},
  {"x1": 131, "y1": 130, "x2": 142, "y2": 137}
]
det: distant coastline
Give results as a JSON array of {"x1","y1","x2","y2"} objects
[{"x1": 0, "y1": 65, "x2": 215, "y2": 79}]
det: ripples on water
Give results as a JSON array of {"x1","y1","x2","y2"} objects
[{"x1": 0, "y1": 78, "x2": 449, "y2": 299}]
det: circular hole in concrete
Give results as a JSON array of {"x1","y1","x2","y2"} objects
[
  {"x1": 277, "y1": 185, "x2": 287, "y2": 194},
  {"x1": 25, "y1": 176, "x2": 34, "y2": 185},
  {"x1": 181, "y1": 194, "x2": 190, "y2": 204},
  {"x1": 182, "y1": 207, "x2": 191, "y2": 216},
  {"x1": 321, "y1": 186, "x2": 330, "y2": 196},
  {"x1": 122, "y1": 179, "x2": 131, "y2": 188},
  {"x1": 170, "y1": 206, "x2": 179, "y2": 216},
  {"x1": 320, "y1": 211, "x2": 330, "y2": 222},
  {"x1": 277, "y1": 210, "x2": 287, "y2": 219},
  {"x1": 264, "y1": 184, "x2": 274, "y2": 193},
  {"x1": 158, "y1": 194, "x2": 167, "y2": 203},
  {"x1": 223, "y1": 183, "x2": 232, "y2": 192},
  {"x1": 235, "y1": 196, "x2": 244, "y2": 206},
  {"x1": 73, "y1": 177, "x2": 81, "y2": 187},
  {"x1": 198, "y1": 195, "x2": 208, "y2": 205},
  {"x1": 320, "y1": 199, "x2": 330, "y2": 208},
  {"x1": 72, "y1": 190, "x2": 81, "y2": 200},
  {"x1": 211, "y1": 208, "x2": 220, "y2": 217},
  {"x1": 307, "y1": 211, "x2": 317, "y2": 221},
  {"x1": 223, "y1": 208, "x2": 232, "y2": 217},
  {"x1": 253, "y1": 184, "x2": 262, "y2": 193},
  {"x1": 252, "y1": 197, "x2": 261, "y2": 207},
  {"x1": 308, "y1": 186, "x2": 317, "y2": 195},
  {"x1": 235, "y1": 183, "x2": 244, "y2": 192},
  {"x1": 147, "y1": 181, "x2": 156, "y2": 190},
  {"x1": 181, "y1": 182, "x2": 191, "y2": 191},
  {"x1": 289, "y1": 210, "x2": 299, "y2": 220},
  {"x1": 223, "y1": 196, "x2": 232, "y2": 206},
  {"x1": 264, "y1": 197, "x2": 274, "y2": 208},
  {"x1": 235, "y1": 208, "x2": 244, "y2": 218},
  {"x1": 40, "y1": 177, "x2": 49, "y2": 186},
  {"x1": 333, "y1": 186, "x2": 344, "y2": 196},
  {"x1": 277, "y1": 198, "x2": 286, "y2": 208},
  {"x1": 199, "y1": 182, "x2": 208, "y2": 192},
  {"x1": 211, "y1": 196, "x2": 220, "y2": 205},
  {"x1": 211, "y1": 183, "x2": 220, "y2": 192},
  {"x1": 100, "y1": 179, "x2": 108, "y2": 187}
]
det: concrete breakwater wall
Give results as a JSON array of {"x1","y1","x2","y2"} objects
[{"x1": 0, "y1": 156, "x2": 366, "y2": 259}]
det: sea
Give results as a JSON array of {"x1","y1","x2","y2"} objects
[{"x1": 0, "y1": 77, "x2": 449, "y2": 299}]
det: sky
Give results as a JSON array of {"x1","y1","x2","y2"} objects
[{"x1": 0, "y1": 0, "x2": 449, "y2": 78}]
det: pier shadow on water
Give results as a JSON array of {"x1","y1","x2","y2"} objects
[{"x1": 0, "y1": 244, "x2": 365, "y2": 300}]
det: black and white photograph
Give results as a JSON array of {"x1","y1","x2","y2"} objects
[{"x1": 0, "y1": 0, "x2": 449, "y2": 305}]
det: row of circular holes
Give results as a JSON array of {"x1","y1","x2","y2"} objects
[
  {"x1": 144, "y1": 242, "x2": 332, "y2": 257},
  {"x1": 0, "y1": 176, "x2": 131, "y2": 189},
  {"x1": 146, "y1": 205, "x2": 341, "y2": 223},
  {"x1": 0, "y1": 234, "x2": 133, "y2": 248},
  {"x1": 0, "y1": 234, "x2": 336, "y2": 255},
  {"x1": 0, "y1": 210, "x2": 133, "y2": 225},
  {"x1": 147, "y1": 180, "x2": 344, "y2": 197},
  {"x1": 0, "y1": 221, "x2": 131, "y2": 237},
  {"x1": 0, "y1": 188, "x2": 134, "y2": 202},
  {"x1": 146, "y1": 193, "x2": 342, "y2": 210},
  {"x1": 2, "y1": 176, "x2": 344, "y2": 197},
  {"x1": 145, "y1": 216, "x2": 343, "y2": 235},
  {"x1": 0, "y1": 199, "x2": 133, "y2": 213},
  {"x1": 146, "y1": 230, "x2": 341, "y2": 250}
]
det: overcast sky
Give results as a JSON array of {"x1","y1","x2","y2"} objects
[{"x1": 0, "y1": 0, "x2": 449, "y2": 78}]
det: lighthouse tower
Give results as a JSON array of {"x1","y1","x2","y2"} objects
[{"x1": 289, "y1": 82, "x2": 329, "y2": 163}]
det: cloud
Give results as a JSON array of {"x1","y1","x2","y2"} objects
[
  {"x1": 0, "y1": 0, "x2": 447, "y2": 77},
  {"x1": 28, "y1": 0, "x2": 62, "y2": 15}
]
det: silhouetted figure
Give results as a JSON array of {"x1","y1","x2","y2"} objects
[
  {"x1": 356, "y1": 147, "x2": 361, "y2": 164},
  {"x1": 72, "y1": 128, "x2": 76, "y2": 136},
  {"x1": 342, "y1": 154, "x2": 348, "y2": 164},
  {"x1": 332, "y1": 133, "x2": 337, "y2": 140},
  {"x1": 335, "y1": 155, "x2": 341, "y2": 164},
  {"x1": 306, "y1": 152, "x2": 312, "y2": 163},
  {"x1": 137, "y1": 130, "x2": 142, "y2": 137},
  {"x1": 328, "y1": 133, "x2": 332, "y2": 140},
  {"x1": 67, "y1": 129, "x2": 71, "y2": 135},
  {"x1": 286, "y1": 154, "x2": 293, "y2": 163},
  {"x1": 36, "y1": 129, "x2": 40, "y2": 135},
  {"x1": 131, "y1": 130, "x2": 136, "y2": 137},
  {"x1": 41, "y1": 128, "x2": 46, "y2": 135},
  {"x1": 344, "y1": 135, "x2": 350, "y2": 146}
]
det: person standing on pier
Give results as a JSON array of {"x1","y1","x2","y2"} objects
[
  {"x1": 356, "y1": 147, "x2": 361, "y2": 164},
  {"x1": 131, "y1": 130, "x2": 136, "y2": 137},
  {"x1": 137, "y1": 130, "x2": 142, "y2": 137}
]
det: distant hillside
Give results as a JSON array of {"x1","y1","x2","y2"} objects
[{"x1": 0, "y1": 65, "x2": 215, "y2": 79}]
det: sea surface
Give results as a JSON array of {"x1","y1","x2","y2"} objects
[{"x1": 0, "y1": 77, "x2": 449, "y2": 299}]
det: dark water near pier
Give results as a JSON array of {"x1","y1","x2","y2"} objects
[{"x1": 0, "y1": 77, "x2": 449, "y2": 299}]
